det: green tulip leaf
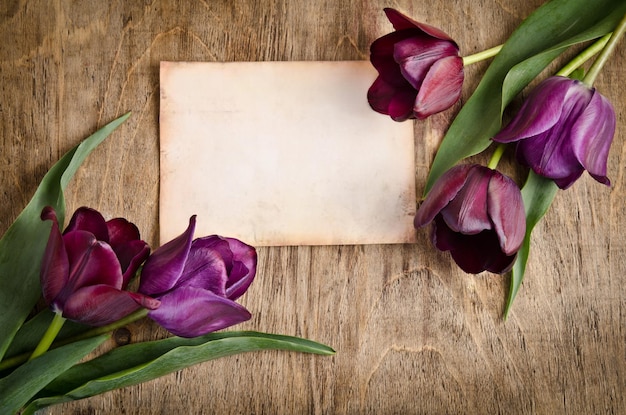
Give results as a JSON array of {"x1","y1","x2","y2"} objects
[
  {"x1": 23, "y1": 331, "x2": 335, "y2": 414},
  {"x1": 0, "y1": 335, "x2": 108, "y2": 415},
  {"x1": 424, "y1": 0, "x2": 626, "y2": 194},
  {"x1": 0, "y1": 113, "x2": 130, "y2": 361},
  {"x1": 505, "y1": 171, "x2": 558, "y2": 318}
]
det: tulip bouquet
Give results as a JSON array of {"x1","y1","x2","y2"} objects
[
  {"x1": 0, "y1": 114, "x2": 334, "y2": 414},
  {"x1": 367, "y1": 0, "x2": 626, "y2": 316}
]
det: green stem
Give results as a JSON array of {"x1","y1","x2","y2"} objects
[
  {"x1": 0, "y1": 352, "x2": 30, "y2": 372},
  {"x1": 556, "y1": 33, "x2": 611, "y2": 77},
  {"x1": 583, "y1": 12, "x2": 626, "y2": 86},
  {"x1": 462, "y1": 44, "x2": 503, "y2": 66},
  {"x1": 1, "y1": 308, "x2": 149, "y2": 371},
  {"x1": 60, "y1": 308, "x2": 149, "y2": 345},
  {"x1": 487, "y1": 144, "x2": 507, "y2": 170},
  {"x1": 29, "y1": 312, "x2": 66, "y2": 361}
]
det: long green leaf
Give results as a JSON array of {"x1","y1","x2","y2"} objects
[
  {"x1": 23, "y1": 331, "x2": 335, "y2": 414},
  {"x1": 505, "y1": 171, "x2": 558, "y2": 318},
  {"x1": 423, "y1": 0, "x2": 626, "y2": 194},
  {"x1": 0, "y1": 113, "x2": 130, "y2": 361},
  {"x1": 0, "y1": 335, "x2": 108, "y2": 415}
]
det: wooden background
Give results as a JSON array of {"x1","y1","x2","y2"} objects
[{"x1": 1, "y1": 0, "x2": 625, "y2": 413}]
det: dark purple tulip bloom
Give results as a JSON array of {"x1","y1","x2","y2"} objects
[
  {"x1": 139, "y1": 216, "x2": 256, "y2": 337},
  {"x1": 367, "y1": 8, "x2": 464, "y2": 121},
  {"x1": 493, "y1": 76, "x2": 616, "y2": 189},
  {"x1": 414, "y1": 164, "x2": 526, "y2": 274},
  {"x1": 40, "y1": 206, "x2": 160, "y2": 326}
]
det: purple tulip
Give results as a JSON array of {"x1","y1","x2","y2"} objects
[
  {"x1": 414, "y1": 164, "x2": 526, "y2": 274},
  {"x1": 367, "y1": 8, "x2": 464, "y2": 121},
  {"x1": 138, "y1": 216, "x2": 256, "y2": 337},
  {"x1": 493, "y1": 76, "x2": 616, "y2": 189},
  {"x1": 40, "y1": 206, "x2": 160, "y2": 326}
]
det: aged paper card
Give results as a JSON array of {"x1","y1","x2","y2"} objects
[{"x1": 159, "y1": 61, "x2": 416, "y2": 246}]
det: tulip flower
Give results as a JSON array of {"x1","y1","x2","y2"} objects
[
  {"x1": 40, "y1": 206, "x2": 160, "y2": 326},
  {"x1": 492, "y1": 76, "x2": 616, "y2": 189},
  {"x1": 138, "y1": 216, "x2": 256, "y2": 337},
  {"x1": 367, "y1": 8, "x2": 464, "y2": 121},
  {"x1": 414, "y1": 164, "x2": 526, "y2": 274}
]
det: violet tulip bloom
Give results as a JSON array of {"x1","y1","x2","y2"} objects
[
  {"x1": 414, "y1": 164, "x2": 526, "y2": 274},
  {"x1": 493, "y1": 76, "x2": 616, "y2": 189},
  {"x1": 40, "y1": 206, "x2": 160, "y2": 326},
  {"x1": 367, "y1": 8, "x2": 464, "y2": 121},
  {"x1": 138, "y1": 216, "x2": 256, "y2": 337}
]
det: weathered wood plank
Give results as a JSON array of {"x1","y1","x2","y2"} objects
[{"x1": 1, "y1": 0, "x2": 624, "y2": 413}]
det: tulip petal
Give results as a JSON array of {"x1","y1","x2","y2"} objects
[
  {"x1": 383, "y1": 8, "x2": 423, "y2": 31},
  {"x1": 487, "y1": 172, "x2": 526, "y2": 254},
  {"x1": 484, "y1": 250, "x2": 517, "y2": 275},
  {"x1": 440, "y1": 166, "x2": 491, "y2": 234},
  {"x1": 106, "y1": 217, "x2": 142, "y2": 250},
  {"x1": 493, "y1": 77, "x2": 574, "y2": 143},
  {"x1": 457, "y1": 237, "x2": 517, "y2": 275},
  {"x1": 40, "y1": 207, "x2": 70, "y2": 306},
  {"x1": 62, "y1": 231, "x2": 124, "y2": 290},
  {"x1": 515, "y1": 126, "x2": 582, "y2": 185},
  {"x1": 531, "y1": 86, "x2": 592, "y2": 182},
  {"x1": 387, "y1": 90, "x2": 419, "y2": 121},
  {"x1": 223, "y1": 237, "x2": 257, "y2": 300},
  {"x1": 367, "y1": 76, "x2": 396, "y2": 113},
  {"x1": 394, "y1": 37, "x2": 459, "y2": 91},
  {"x1": 189, "y1": 236, "x2": 233, "y2": 262},
  {"x1": 178, "y1": 239, "x2": 230, "y2": 296},
  {"x1": 367, "y1": 76, "x2": 416, "y2": 121},
  {"x1": 552, "y1": 170, "x2": 585, "y2": 189},
  {"x1": 139, "y1": 216, "x2": 196, "y2": 296},
  {"x1": 64, "y1": 207, "x2": 109, "y2": 242},
  {"x1": 414, "y1": 164, "x2": 472, "y2": 228},
  {"x1": 429, "y1": 216, "x2": 455, "y2": 251},
  {"x1": 149, "y1": 287, "x2": 252, "y2": 337},
  {"x1": 116, "y1": 239, "x2": 151, "y2": 286},
  {"x1": 370, "y1": 31, "x2": 415, "y2": 85},
  {"x1": 414, "y1": 55, "x2": 464, "y2": 119},
  {"x1": 383, "y1": 8, "x2": 456, "y2": 42},
  {"x1": 62, "y1": 285, "x2": 152, "y2": 326},
  {"x1": 513, "y1": 84, "x2": 591, "y2": 183},
  {"x1": 128, "y1": 291, "x2": 162, "y2": 310},
  {"x1": 570, "y1": 90, "x2": 615, "y2": 186},
  {"x1": 432, "y1": 217, "x2": 515, "y2": 274}
]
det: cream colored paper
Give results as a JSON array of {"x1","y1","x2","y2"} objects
[{"x1": 159, "y1": 61, "x2": 416, "y2": 246}]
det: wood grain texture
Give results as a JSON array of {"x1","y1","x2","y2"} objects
[{"x1": 1, "y1": 0, "x2": 624, "y2": 413}]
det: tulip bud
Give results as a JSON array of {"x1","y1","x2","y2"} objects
[
  {"x1": 40, "y1": 207, "x2": 159, "y2": 326},
  {"x1": 367, "y1": 8, "x2": 464, "y2": 121},
  {"x1": 493, "y1": 76, "x2": 616, "y2": 189},
  {"x1": 414, "y1": 164, "x2": 526, "y2": 274},
  {"x1": 139, "y1": 216, "x2": 257, "y2": 337}
]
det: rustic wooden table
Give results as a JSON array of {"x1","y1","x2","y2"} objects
[{"x1": 1, "y1": 0, "x2": 625, "y2": 414}]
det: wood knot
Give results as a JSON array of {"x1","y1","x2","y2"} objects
[{"x1": 113, "y1": 327, "x2": 132, "y2": 346}]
